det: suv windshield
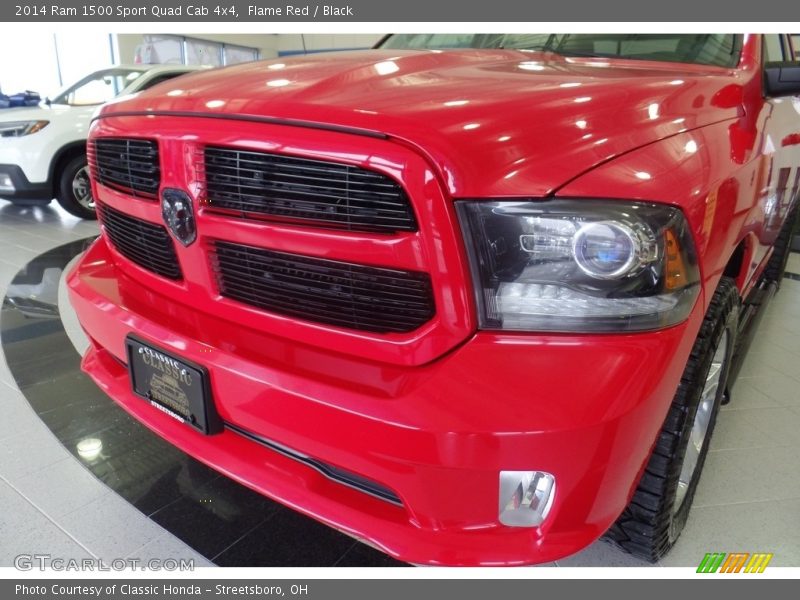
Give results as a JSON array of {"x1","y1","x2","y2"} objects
[
  {"x1": 378, "y1": 34, "x2": 742, "y2": 68},
  {"x1": 49, "y1": 68, "x2": 145, "y2": 106}
]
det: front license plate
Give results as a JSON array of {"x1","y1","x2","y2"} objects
[{"x1": 125, "y1": 336, "x2": 222, "y2": 434}]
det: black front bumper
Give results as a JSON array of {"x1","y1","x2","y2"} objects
[{"x1": 0, "y1": 164, "x2": 51, "y2": 201}]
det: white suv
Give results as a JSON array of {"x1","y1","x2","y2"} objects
[{"x1": 0, "y1": 64, "x2": 205, "y2": 219}]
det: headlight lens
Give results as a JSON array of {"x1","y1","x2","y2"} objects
[
  {"x1": 456, "y1": 199, "x2": 700, "y2": 332},
  {"x1": 572, "y1": 221, "x2": 652, "y2": 279},
  {"x1": 0, "y1": 120, "x2": 49, "y2": 138}
]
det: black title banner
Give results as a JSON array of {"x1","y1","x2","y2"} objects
[{"x1": 1, "y1": 0, "x2": 797, "y2": 22}]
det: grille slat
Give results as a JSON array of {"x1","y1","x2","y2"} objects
[
  {"x1": 98, "y1": 204, "x2": 182, "y2": 280},
  {"x1": 95, "y1": 213, "x2": 173, "y2": 242},
  {"x1": 208, "y1": 148, "x2": 386, "y2": 178},
  {"x1": 218, "y1": 279, "x2": 435, "y2": 317},
  {"x1": 215, "y1": 284, "x2": 431, "y2": 329},
  {"x1": 215, "y1": 286, "x2": 431, "y2": 330},
  {"x1": 204, "y1": 146, "x2": 417, "y2": 233},
  {"x1": 206, "y1": 181, "x2": 416, "y2": 209},
  {"x1": 94, "y1": 149, "x2": 157, "y2": 164},
  {"x1": 212, "y1": 259, "x2": 432, "y2": 299},
  {"x1": 95, "y1": 148, "x2": 157, "y2": 161},
  {"x1": 208, "y1": 205, "x2": 414, "y2": 228},
  {"x1": 214, "y1": 242, "x2": 432, "y2": 289},
  {"x1": 93, "y1": 155, "x2": 158, "y2": 174},
  {"x1": 203, "y1": 162, "x2": 401, "y2": 191},
  {"x1": 106, "y1": 239, "x2": 181, "y2": 273},
  {"x1": 212, "y1": 241, "x2": 434, "y2": 333},
  {"x1": 204, "y1": 178, "x2": 408, "y2": 203},
  {"x1": 91, "y1": 138, "x2": 160, "y2": 198}
]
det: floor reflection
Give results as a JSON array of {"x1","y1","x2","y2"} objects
[{"x1": 0, "y1": 239, "x2": 404, "y2": 566}]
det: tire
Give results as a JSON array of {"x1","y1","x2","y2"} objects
[
  {"x1": 56, "y1": 154, "x2": 97, "y2": 220},
  {"x1": 605, "y1": 277, "x2": 739, "y2": 562},
  {"x1": 764, "y1": 205, "x2": 799, "y2": 289}
]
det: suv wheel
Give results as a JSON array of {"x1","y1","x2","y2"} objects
[
  {"x1": 56, "y1": 155, "x2": 97, "y2": 220},
  {"x1": 605, "y1": 277, "x2": 739, "y2": 561}
]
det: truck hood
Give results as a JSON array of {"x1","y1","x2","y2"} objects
[{"x1": 98, "y1": 49, "x2": 745, "y2": 197}]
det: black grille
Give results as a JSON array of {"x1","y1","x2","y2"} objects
[
  {"x1": 212, "y1": 241, "x2": 435, "y2": 333},
  {"x1": 92, "y1": 138, "x2": 160, "y2": 198},
  {"x1": 204, "y1": 146, "x2": 417, "y2": 233},
  {"x1": 98, "y1": 203, "x2": 182, "y2": 280}
]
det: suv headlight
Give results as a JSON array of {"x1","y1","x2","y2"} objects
[
  {"x1": 0, "y1": 120, "x2": 49, "y2": 138},
  {"x1": 456, "y1": 199, "x2": 700, "y2": 332}
]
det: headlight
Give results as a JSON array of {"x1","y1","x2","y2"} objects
[
  {"x1": 0, "y1": 121, "x2": 49, "y2": 138},
  {"x1": 456, "y1": 199, "x2": 700, "y2": 332}
]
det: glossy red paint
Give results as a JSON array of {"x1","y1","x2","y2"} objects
[
  {"x1": 70, "y1": 237, "x2": 702, "y2": 565},
  {"x1": 82, "y1": 115, "x2": 473, "y2": 366},
  {"x1": 104, "y1": 48, "x2": 744, "y2": 199},
  {"x1": 68, "y1": 34, "x2": 800, "y2": 565},
  {"x1": 560, "y1": 42, "x2": 800, "y2": 300}
]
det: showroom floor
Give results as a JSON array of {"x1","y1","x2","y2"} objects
[{"x1": 1, "y1": 199, "x2": 799, "y2": 568}]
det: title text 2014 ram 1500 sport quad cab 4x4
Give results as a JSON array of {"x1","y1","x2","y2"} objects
[{"x1": 68, "y1": 34, "x2": 800, "y2": 565}]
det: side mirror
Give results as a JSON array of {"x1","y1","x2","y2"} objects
[{"x1": 764, "y1": 61, "x2": 800, "y2": 97}]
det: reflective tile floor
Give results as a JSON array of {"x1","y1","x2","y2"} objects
[{"x1": 0, "y1": 199, "x2": 799, "y2": 568}]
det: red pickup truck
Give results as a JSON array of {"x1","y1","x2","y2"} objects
[{"x1": 68, "y1": 34, "x2": 800, "y2": 565}]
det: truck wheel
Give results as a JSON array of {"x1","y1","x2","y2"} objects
[
  {"x1": 605, "y1": 278, "x2": 739, "y2": 562},
  {"x1": 56, "y1": 154, "x2": 97, "y2": 220},
  {"x1": 763, "y1": 206, "x2": 799, "y2": 290}
]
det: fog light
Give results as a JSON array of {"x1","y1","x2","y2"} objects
[
  {"x1": 499, "y1": 471, "x2": 556, "y2": 527},
  {"x1": 0, "y1": 173, "x2": 14, "y2": 193}
]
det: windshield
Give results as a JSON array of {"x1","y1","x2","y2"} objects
[
  {"x1": 378, "y1": 34, "x2": 742, "y2": 68},
  {"x1": 49, "y1": 68, "x2": 145, "y2": 106}
]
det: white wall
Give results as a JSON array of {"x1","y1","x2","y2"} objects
[
  {"x1": 114, "y1": 33, "x2": 279, "y2": 65},
  {"x1": 56, "y1": 33, "x2": 116, "y2": 86},
  {"x1": 114, "y1": 34, "x2": 384, "y2": 65},
  {"x1": 0, "y1": 32, "x2": 113, "y2": 97},
  {"x1": 277, "y1": 34, "x2": 383, "y2": 56},
  {"x1": 0, "y1": 33, "x2": 386, "y2": 97}
]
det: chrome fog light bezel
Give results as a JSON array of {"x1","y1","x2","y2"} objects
[{"x1": 499, "y1": 470, "x2": 556, "y2": 528}]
